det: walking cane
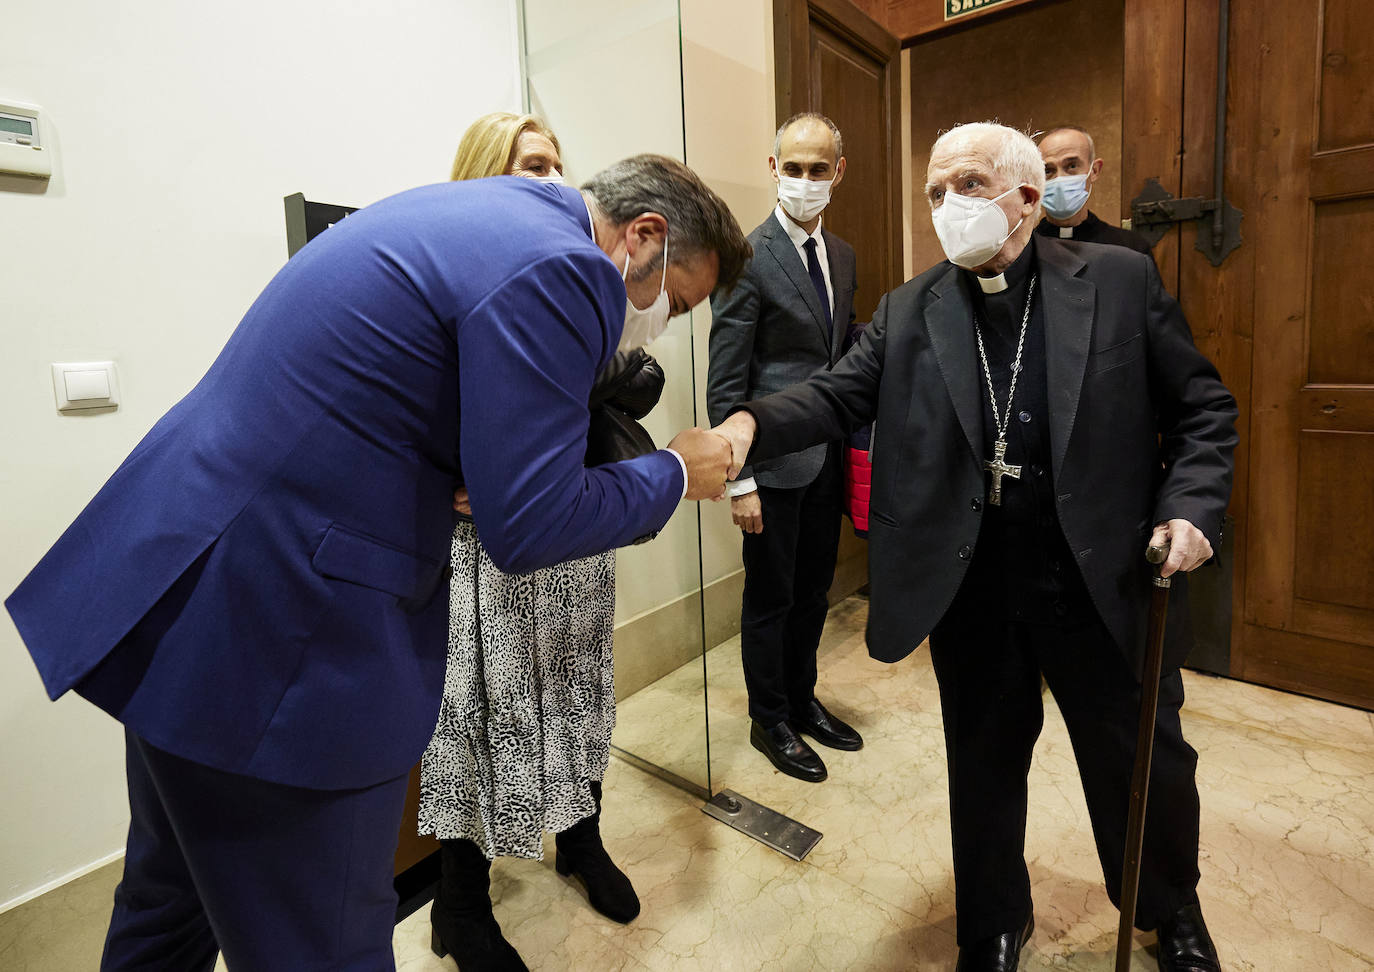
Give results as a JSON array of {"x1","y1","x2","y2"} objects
[{"x1": 1115, "y1": 539, "x2": 1172, "y2": 972}]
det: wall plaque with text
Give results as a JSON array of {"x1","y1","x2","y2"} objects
[{"x1": 944, "y1": 0, "x2": 1016, "y2": 21}]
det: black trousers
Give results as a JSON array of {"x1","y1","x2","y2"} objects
[
  {"x1": 739, "y1": 447, "x2": 843, "y2": 726},
  {"x1": 101, "y1": 730, "x2": 408, "y2": 971},
  {"x1": 929, "y1": 603, "x2": 1202, "y2": 945}
]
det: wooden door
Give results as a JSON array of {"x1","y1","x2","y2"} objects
[
  {"x1": 1237, "y1": 0, "x2": 1374, "y2": 707},
  {"x1": 774, "y1": 0, "x2": 903, "y2": 317},
  {"x1": 1127, "y1": 0, "x2": 1374, "y2": 708}
]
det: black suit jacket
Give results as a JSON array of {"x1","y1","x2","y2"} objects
[
  {"x1": 738, "y1": 236, "x2": 1237, "y2": 676},
  {"x1": 707, "y1": 213, "x2": 857, "y2": 489}
]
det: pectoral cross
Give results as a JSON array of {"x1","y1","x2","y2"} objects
[{"x1": 983, "y1": 439, "x2": 1021, "y2": 506}]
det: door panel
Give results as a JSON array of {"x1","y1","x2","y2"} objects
[
  {"x1": 1309, "y1": 197, "x2": 1374, "y2": 384},
  {"x1": 1292, "y1": 431, "x2": 1374, "y2": 618},
  {"x1": 1230, "y1": 0, "x2": 1374, "y2": 705},
  {"x1": 810, "y1": 21, "x2": 894, "y2": 319},
  {"x1": 1317, "y1": 0, "x2": 1374, "y2": 150},
  {"x1": 775, "y1": 0, "x2": 902, "y2": 308},
  {"x1": 1127, "y1": 0, "x2": 1374, "y2": 708}
]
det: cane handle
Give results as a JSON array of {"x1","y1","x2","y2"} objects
[{"x1": 1146, "y1": 540, "x2": 1170, "y2": 566}]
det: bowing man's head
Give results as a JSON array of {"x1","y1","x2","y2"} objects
[{"x1": 582, "y1": 155, "x2": 752, "y2": 321}]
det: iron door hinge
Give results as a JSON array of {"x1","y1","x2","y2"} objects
[{"x1": 1130, "y1": 178, "x2": 1243, "y2": 267}]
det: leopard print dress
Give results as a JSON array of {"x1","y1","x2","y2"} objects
[{"x1": 417, "y1": 519, "x2": 616, "y2": 860}]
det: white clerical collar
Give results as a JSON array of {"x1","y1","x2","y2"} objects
[
  {"x1": 977, "y1": 273, "x2": 1009, "y2": 294},
  {"x1": 1058, "y1": 226, "x2": 1074, "y2": 238}
]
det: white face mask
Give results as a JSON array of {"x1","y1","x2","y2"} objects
[
  {"x1": 930, "y1": 184, "x2": 1027, "y2": 269},
  {"x1": 777, "y1": 175, "x2": 833, "y2": 223},
  {"x1": 618, "y1": 236, "x2": 671, "y2": 352},
  {"x1": 529, "y1": 172, "x2": 565, "y2": 185}
]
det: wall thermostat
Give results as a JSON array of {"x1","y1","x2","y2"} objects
[{"x1": 0, "y1": 101, "x2": 52, "y2": 179}]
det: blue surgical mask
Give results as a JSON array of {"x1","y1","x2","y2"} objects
[{"x1": 1042, "y1": 174, "x2": 1091, "y2": 220}]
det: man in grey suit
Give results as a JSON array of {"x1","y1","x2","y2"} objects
[{"x1": 707, "y1": 112, "x2": 862, "y2": 783}]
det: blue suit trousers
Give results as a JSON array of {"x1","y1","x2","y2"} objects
[{"x1": 101, "y1": 730, "x2": 408, "y2": 971}]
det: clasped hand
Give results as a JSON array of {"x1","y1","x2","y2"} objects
[
  {"x1": 667, "y1": 411, "x2": 758, "y2": 501},
  {"x1": 667, "y1": 427, "x2": 736, "y2": 501}
]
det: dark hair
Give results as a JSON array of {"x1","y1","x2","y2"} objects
[{"x1": 581, "y1": 154, "x2": 752, "y2": 293}]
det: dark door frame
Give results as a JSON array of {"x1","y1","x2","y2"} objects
[{"x1": 773, "y1": 0, "x2": 904, "y2": 296}]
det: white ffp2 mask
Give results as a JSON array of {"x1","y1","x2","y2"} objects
[{"x1": 931, "y1": 184, "x2": 1027, "y2": 269}]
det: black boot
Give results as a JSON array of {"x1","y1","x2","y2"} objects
[
  {"x1": 429, "y1": 838, "x2": 528, "y2": 972},
  {"x1": 554, "y1": 780, "x2": 641, "y2": 923}
]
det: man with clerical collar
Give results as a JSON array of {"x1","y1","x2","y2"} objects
[
  {"x1": 1034, "y1": 125, "x2": 1154, "y2": 256},
  {"x1": 712, "y1": 122, "x2": 1235, "y2": 971}
]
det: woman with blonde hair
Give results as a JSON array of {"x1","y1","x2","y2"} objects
[
  {"x1": 420, "y1": 111, "x2": 656, "y2": 972},
  {"x1": 448, "y1": 112, "x2": 563, "y2": 184}
]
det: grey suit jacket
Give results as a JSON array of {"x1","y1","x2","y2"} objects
[{"x1": 706, "y1": 213, "x2": 857, "y2": 489}]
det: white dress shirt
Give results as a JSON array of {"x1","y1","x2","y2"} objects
[{"x1": 730, "y1": 205, "x2": 835, "y2": 498}]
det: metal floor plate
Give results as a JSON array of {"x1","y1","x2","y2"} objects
[{"x1": 702, "y1": 789, "x2": 822, "y2": 861}]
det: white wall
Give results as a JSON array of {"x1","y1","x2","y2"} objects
[{"x1": 0, "y1": 0, "x2": 522, "y2": 910}]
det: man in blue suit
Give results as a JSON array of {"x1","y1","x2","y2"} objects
[{"x1": 6, "y1": 154, "x2": 749, "y2": 970}]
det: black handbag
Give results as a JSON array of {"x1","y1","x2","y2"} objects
[
  {"x1": 585, "y1": 349, "x2": 665, "y2": 545},
  {"x1": 586, "y1": 403, "x2": 657, "y2": 469},
  {"x1": 585, "y1": 349, "x2": 664, "y2": 467}
]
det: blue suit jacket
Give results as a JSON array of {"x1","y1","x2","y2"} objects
[{"x1": 6, "y1": 179, "x2": 683, "y2": 789}]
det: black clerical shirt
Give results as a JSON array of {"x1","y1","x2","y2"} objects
[
  {"x1": 1034, "y1": 210, "x2": 1155, "y2": 257},
  {"x1": 955, "y1": 239, "x2": 1097, "y2": 627}
]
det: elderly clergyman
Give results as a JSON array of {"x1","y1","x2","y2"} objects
[{"x1": 714, "y1": 123, "x2": 1235, "y2": 972}]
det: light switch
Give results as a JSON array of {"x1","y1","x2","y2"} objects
[
  {"x1": 52, "y1": 361, "x2": 120, "y2": 412},
  {"x1": 64, "y1": 370, "x2": 111, "y2": 401}
]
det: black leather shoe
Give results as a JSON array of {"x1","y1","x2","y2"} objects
[
  {"x1": 955, "y1": 915, "x2": 1033, "y2": 972},
  {"x1": 750, "y1": 720, "x2": 827, "y2": 782},
  {"x1": 1156, "y1": 898, "x2": 1221, "y2": 971},
  {"x1": 795, "y1": 698, "x2": 864, "y2": 751}
]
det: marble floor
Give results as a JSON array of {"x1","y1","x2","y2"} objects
[{"x1": 3, "y1": 595, "x2": 1372, "y2": 970}]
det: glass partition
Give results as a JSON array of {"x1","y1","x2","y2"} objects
[{"x1": 521, "y1": 0, "x2": 712, "y2": 794}]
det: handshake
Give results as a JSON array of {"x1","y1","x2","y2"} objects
[{"x1": 666, "y1": 412, "x2": 758, "y2": 502}]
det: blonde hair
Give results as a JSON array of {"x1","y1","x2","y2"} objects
[{"x1": 449, "y1": 112, "x2": 561, "y2": 182}]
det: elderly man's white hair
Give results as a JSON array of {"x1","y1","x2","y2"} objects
[{"x1": 929, "y1": 122, "x2": 1046, "y2": 204}]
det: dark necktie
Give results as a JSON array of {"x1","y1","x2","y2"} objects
[{"x1": 803, "y1": 237, "x2": 833, "y2": 330}]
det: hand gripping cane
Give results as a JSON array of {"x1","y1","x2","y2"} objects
[{"x1": 1115, "y1": 540, "x2": 1172, "y2": 972}]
